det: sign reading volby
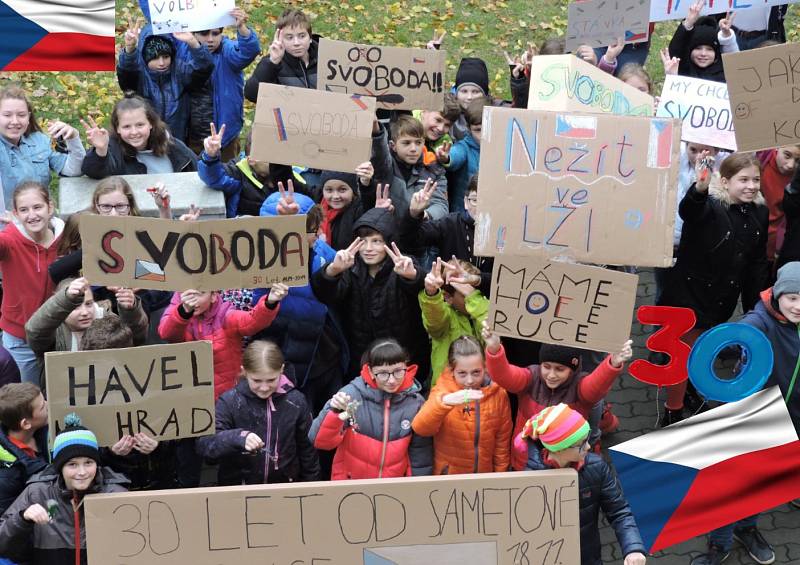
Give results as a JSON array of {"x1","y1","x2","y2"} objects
[
  {"x1": 723, "y1": 43, "x2": 800, "y2": 152},
  {"x1": 86, "y1": 470, "x2": 580, "y2": 564},
  {"x1": 490, "y1": 257, "x2": 638, "y2": 352},
  {"x1": 251, "y1": 83, "x2": 376, "y2": 172},
  {"x1": 474, "y1": 107, "x2": 680, "y2": 267},
  {"x1": 318, "y1": 38, "x2": 446, "y2": 110},
  {"x1": 149, "y1": 0, "x2": 235, "y2": 34},
  {"x1": 527, "y1": 54, "x2": 654, "y2": 116},
  {"x1": 46, "y1": 342, "x2": 214, "y2": 447},
  {"x1": 80, "y1": 214, "x2": 308, "y2": 291}
]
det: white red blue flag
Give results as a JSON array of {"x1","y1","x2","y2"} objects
[
  {"x1": 0, "y1": 0, "x2": 114, "y2": 71},
  {"x1": 609, "y1": 386, "x2": 800, "y2": 553}
]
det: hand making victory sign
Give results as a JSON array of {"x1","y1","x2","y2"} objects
[
  {"x1": 326, "y1": 237, "x2": 364, "y2": 277},
  {"x1": 374, "y1": 184, "x2": 394, "y2": 212},
  {"x1": 426, "y1": 29, "x2": 446, "y2": 50},
  {"x1": 409, "y1": 178, "x2": 438, "y2": 219},
  {"x1": 384, "y1": 242, "x2": 416, "y2": 280},
  {"x1": 203, "y1": 122, "x2": 226, "y2": 158},
  {"x1": 269, "y1": 28, "x2": 285, "y2": 64},
  {"x1": 80, "y1": 114, "x2": 109, "y2": 156},
  {"x1": 277, "y1": 180, "x2": 300, "y2": 215},
  {"x1": 424, "y1": 257, "x2": 447, "y2": 296},
  {"x1": 124, "y1": 17, "x2": 142, "y2": 54}
]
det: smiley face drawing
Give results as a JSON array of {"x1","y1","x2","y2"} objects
[{"x1": 734, "y1": 102, "x2": 752, "y2": 119}]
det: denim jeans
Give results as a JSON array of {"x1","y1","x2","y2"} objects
[
  {"x1": 708, "y1": 514, "x2": 759, "y2": 551},
  {"x1": 735, "y1": 31, "x2": 769, "y2": 51},
  {"x1": 1, "y1": 332, "x2": 40, "y2": 385}
]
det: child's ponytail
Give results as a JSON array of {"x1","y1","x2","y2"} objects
[{"x1": 447, "y1": 335, "x2": 484, "y2": 368}]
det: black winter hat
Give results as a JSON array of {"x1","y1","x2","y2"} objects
[
  {"x1": 352, "y1": 207, "x2": 395, "y2": 242},
  {"x1": 687, "y1": 17, "x2": 720, "y2": 53},
  {"x1": 143, "y1": 35, "x2": 175, "y2": 63},
  {"x1": 539, "y1": 344, "x2": 583, "y2": 372},
  {"x1": 455, "y1": 57, "x2": 489, "y2": 96},
  {"x1": 319, "y1": 170, "x2": 360, "y2": 196}
]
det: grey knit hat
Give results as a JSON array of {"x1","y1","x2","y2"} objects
[{"x1": 774, "y1": 262, "x2": 800, "y2": 298}]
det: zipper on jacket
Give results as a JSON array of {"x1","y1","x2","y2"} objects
[
  {"x1": 73, "y1": 493, "x2": 81, "y2": 565},
  {"x1": 472, "y1": 399, "x2": 481, "y2": 473},
  {"x1": 786, "y1": 325, "x2": 800, "y2": 404},
  {"x1": 709, "y1": 230, "x2": 731, "y2": 253},
  {"x1": 263, "y1": 398, "x2": 273, "y2": 483},
  {"x1": 377, "y1": 398, "x2": 390, "y2": 478}
]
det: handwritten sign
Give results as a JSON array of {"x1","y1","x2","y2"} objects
[
  {"x1": 527, "y1": 54, "x2": 654, "y2": 116},
  {"x1": 657, "y1": 75, "x2": 737, "y2": 150},
  {"x1": 318, "y1": 38, "x2": 446, "y2": 110},
  {"x1": 251, "y1": 82, "x2": 376, "y2": 172},
  {"x1": 86, "y1": 470, "x2": 580, "y2": 564},
  {"x1": 566, "y1": 0, "x2": 650, "y2": 50},
  {"x1": 80, "y1": 214, "x2": 308, "y2": 291},
  {"x1": 148, "y1": 0, "x2": 235, "y2": 34},
  {"x1": 723, "y1": 42, "x2": 800, "y2": 152},
  {"x1": 474, "y1": 107, "x2": 680, "y2": 267},
  {"x1": 650, "y1": 0, "x2": 800, "y2": 22},
  {"x1": 45, "y1": 342, "x2": 214, "y2": 447},
  {"x1": 489, "y1": 257, "x2": 638, "y2": 352}
]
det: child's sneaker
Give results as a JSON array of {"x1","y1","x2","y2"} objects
[
  {"x1": 689, "y1": 544, "x2": 729, "y2": 565},
  {"x1": 599, "y1": 402, "x2": 619, "y2": 434},
  {"x1": 733, "y1": 525, "x2": 775, "y2": 564}
]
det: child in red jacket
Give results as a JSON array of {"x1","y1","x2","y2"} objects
[
  {"x1": 158, "y1": 284, "x2": 288, "y2": 400},
  {"x1": 481, "y1": 320, "x2": 633, "y2": 470}
]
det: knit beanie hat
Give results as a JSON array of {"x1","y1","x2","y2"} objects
[
  {"x1": 538, "y1": 344, "x2": 582, "y2": 372},
  {"x1": 687, "y1": 17, "x2": 720, "y2": 53},
  {"x1": 774, "y1": 262, "x2": 800, "y2": 298},
  {"x1": 52, "y1": 413, "x2": 100, "y2": 472},
  {"x1": 455, "y1": 57, "x2": 489, "y2": 96},
  {"x1": 143, "y1": 35, "x2": 175, "y2": 63},
  {"x1": 319, "y1": 170, "x2": 360, "y2": 195},
  {"x1": 519, "y1": 403, "x2": 590, "y2": 452}
]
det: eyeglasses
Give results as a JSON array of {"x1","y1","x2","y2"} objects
[
  {"x1": 373, "y1": 368, "x2": 407, "y2": 381},
  {"x1": 97, "y1": 203, "x2": 131, "y2": 214}
]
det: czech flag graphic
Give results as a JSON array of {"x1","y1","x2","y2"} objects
[
  {"x1": 555, "y1": 115, "x2": 597, "y2": 139},
  {"x1": 0, "y1": 0, "x2": 115, "y2": 71},
  {"x1": 610, "y1": 387, "x2": 800, "y2": 553}
]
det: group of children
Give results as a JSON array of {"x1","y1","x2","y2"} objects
[{"x1": 0, "y1": 2, "x2": 798, "y2": 564}]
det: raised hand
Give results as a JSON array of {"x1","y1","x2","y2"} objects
[
  {"x1": 327, "y1": 237, "x2": 363, "y2": 276},
  {"x1": 124, "y1": 17, "x2": 142, "y2": 53},
  {"x1": 110, "y1": 286, "x2": 136, "y2": 310},
  {"x1": 355, "y1": 161, "x2": 374, "y2": 186},
  {"x1": 132, "y1": 432, "x2": 158, "y2": 455},
  {"x1": 660, "y1": 47, "x2": 680, "y2": 75},
  {"x1": 409, "y1": 178, "x2": 437, "y2": 219},
  {"x1": 684, "y1": 0, "x2": 704, "y2": 29},
  {"x1": 180, "y1": 289, "x2": 201, "y2": 312},
  {"x1": 575, "y1": 45, "x2": 598, "y2": 66},
  {"x1": 610, "y1": 339, "x2": 634, "y2": 368},
  {"x1": 603, "y1": 37, "x2": 625, "y2": 65},
  {"x1": 147, "y1": 182, "x2": 170, "y2": 210},
  {"x1": 231, "y1": 7, "x2": 249, "y2": 33},
  {"x1": 384, "y1": 242, "x2": 416, "y2": 279},
  {"x1": 269, "y1": 28, "x2": 285, "y2": 64},
  {"x1": 442, "y1": 389, "x2": 484, "y2": 406},
  {"x1": 23, "y1": 504, "x2": 51, "y2": 525},
  {"x1": 445, "y1": 257, "x2": 479, "y2": 295},
  {"x1": 374, "y1": 184, "x2": 394, "y2": 212},
  {"x1": 267, "y1": 282, "x2": 289, "y2": 304},
  {"x1": 80, "y1": 115, "x2": 109, "y2": 154},
  {"x1": 66, "y1": 277, "x2": 90, "y2": 299},
  {"x1": 330, "y1": 391, "x2": 352, "y2": 412},
  {"x1": 111, "y1": 435, "x2": 136, "y2": 456},
  {"x1": 203, "y1": 122, "x2": 226, "y2": 158},
  {"x1": 244, "y1": 432, "x2": 265, "y2": 452},
  {"x1": 173, "y1": 31, "x2": 200, "y2": 48},
  {"x1": 719, "y1": 11, "x2": 735, "y2": 38},
  {"x1": 426, "y1": 29, "x2": 446, "y2": 50},
  {"x1": 694, "y1": 149, "x2": 715, "y2": 192},
  {"x1": 277, "y1": 180, "x2": 300, "y2": 215},
  {"x1": 481, "y1": 319, "x2": 501, "y2": 355},
  {"x1": 47, "y1": 120, "x2": 78, "y2": 141},
  {"x1": 424, "y1": 257, "x2": 447, "y2": 295},
  {"x1": 434, "y1": 141, "x2": 452, "y2": 165},
  {"x1": 178, "y1": 204, "x2": 202, "y2": 222}
]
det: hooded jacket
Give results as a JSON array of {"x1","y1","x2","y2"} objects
[
  {"x1": 309, "y1": 365, "x2": 433, "y2": 479},
  {"x1": 81, "y1": 135, "x2": 197, "y2": 179},
  {"x1": 158, "y1": 294, "x2": 280, "y2": 400},
  {"x1": 116, "y1": 29, "x2": 213, "y2": 142},
  {"x1": 741, "y1": 289, "x2": 800, "y2": 434},
  {"x1": 0, "y1": 426, "x2": 48, "y2": 515},
  {"x1": 668, "y1": 17, "x2": 739, "y2": 82},
  {"x1": 446, "y1": 132, "x2": 480, "y2": 213},
  {"x1": 0, "y1": 217, "x2": 65, "y2": 339},
  {"x1": 197, "y1": 376, "x2": 320, "y2": 484},
  {"x1": 0, "y1": 465, "x2": 129, "y2": 565},
  {"x1": 244, "y1": 36, "x2": 319, "y2": 102},
  {"x1": 658, "y1": 180, "x2": 769, "y2": 328},
  {"x1": 485, "y1": 344, "x2": 623, "y2": 470},
  {"x1": 412, "y1": 369, "x2": 511, "y2": 475}
]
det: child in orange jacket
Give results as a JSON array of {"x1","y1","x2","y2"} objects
[{"x1": 412, "y1": 335, "x2": 511, "y2": 475}]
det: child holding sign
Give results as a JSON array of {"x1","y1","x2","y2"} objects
[
  {"x1": 481, "y1": 321, "x2": 633, "y2": 470},
  {"x1": 412, "y1": 336, "x2": 511, "y2": 475},
  {"x1": 197, "y1": 340, "x2": 320, "y2": 485}
]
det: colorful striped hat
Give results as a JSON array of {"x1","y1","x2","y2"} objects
[
  {"x1": 519, "y1": 404, "x2": 590, "y2": 452},
  {"x1": 52, "y1": 413, "x2": 99, "y2": 472}
]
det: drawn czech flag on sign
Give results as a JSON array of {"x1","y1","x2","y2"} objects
[{"x1": 0, "y1": 0, "x2": 115, "y2": 71}]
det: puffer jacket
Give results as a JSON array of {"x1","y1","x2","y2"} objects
[
  {"x1": 197, "y1": 376, "x2": 320, "y2": 485},
  {"x1": 0, "y1": 465, "x2": 129, "y2": 565},
  {"x1": 0, "y1": 426, "x2": 48, "y2": 515},
  {"x1": 446, "y1": 132, "x2": 480, "y2": 213},
  {"x1": 244, "y1": 37, "x2": 319, "y2": 102},
  {"x1": 158, "y1": 294, "x2": 280, "y2": 400},
  {"x1": 116, "y1": 28, "x2": 213, "y2": 141},
  {"x1": 527, "y1": 447, "x2": 646, "y2": 565},
  {"x1": 310, "y1": 365, "x2": 432, "y2": 479},
  {"x1": 486, "y1": 344, "x2": 623, "y2": 470},
  {"x1": 81, "y1": 136, "x2": 197, "y2": 178},
  {"x1": 659, "y1": 181, "x2": 769, "y2": 329},
  {"x1": 412, "y1": 369, "x2": 511, "y2": 475},
  {"x1": 741, "y1": 289, "x2": 800, "y2": 434}
]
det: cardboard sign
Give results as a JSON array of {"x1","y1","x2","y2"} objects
[
  {"x1": 657, "y1": 75, "x2": 737, "y2": 150},
  {"x1": 527, "y1": 55, "x2": 654, "y2": 116},
  {"x1": 45, "y1": 342, "x2": 214, "y2": 447},
  {"x1": 489, "y1": 257, "x2": 638, "y2": 352},
  {"x1": 80, "y1": 214, "x2": 309, "y2": 291},
  {"x1": 318, "y1": 38, "x2": 446, "y2": 110},
  {"x1": 251, "y1": 82, "x2": 376, "y2": 173},
  {"x1": 149, "y1": 0, "x2": 235, "y2": 34},
  {"x1": 650, "y1": 0, "x2": 800, "y2": 22},
  {"x1": 474, "y1": 107, "x2": 680, "y2": 267},
  {"x1": 723, "y1": 42, "x2": 800, "y2": 152},
  {"x1": 86, "y1": 470, "x2": 580, "y2": 564},
  {"x1": 566, "y1": 0, "x2": 650, "y2": 50}
]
